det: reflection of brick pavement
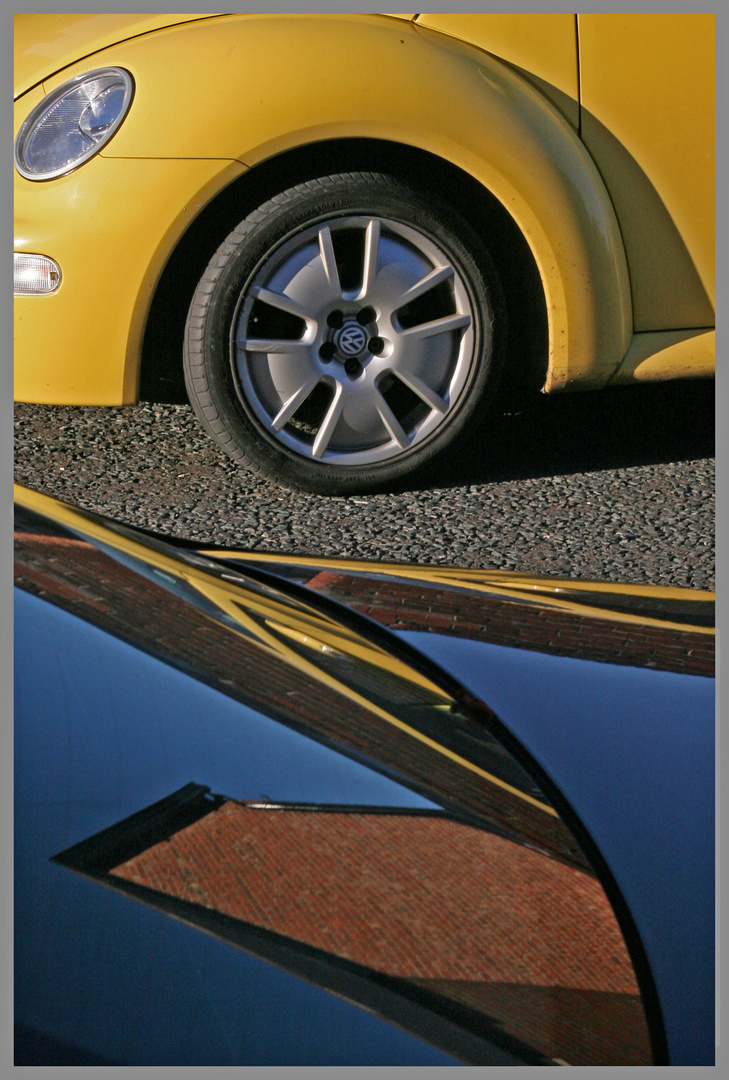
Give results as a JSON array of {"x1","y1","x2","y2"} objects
[
  {"x1": 301, "y1": 570, "x2": 714, "y2": 676},
  {"x1": 415, "y1": 980, "x2": 650, "y2": 1066},
  {"x1": 111, "y1": 803, "x2": 651, "y2": 1065}
]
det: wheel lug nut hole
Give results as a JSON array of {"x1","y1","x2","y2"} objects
[
  {"x1": 344, "y1": 358, "x2": 362, "y2": 377},
  {"x1": 326, "y1": 310, "x2": 344, "y2": 329},
  {"x1": 368, "y1": 337, "x2": 385, "y2": 355},
  {"x1": 357, "y1": 306, "x2": 376, "y2": 326},
  {"x1": 319, "y1": 342, "x2": 336, "y2": 361}
]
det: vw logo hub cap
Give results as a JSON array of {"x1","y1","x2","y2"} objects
[{"x1": 336, "y1": 322, "x2": 368, "y2": 357}]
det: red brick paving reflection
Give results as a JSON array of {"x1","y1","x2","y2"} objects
[
  {"x1": 301, "y1": 570, "x2": 714, "y2": 676},
  {"x1": 110, "y1": 803, "x2": 651, "y2": 1064}
]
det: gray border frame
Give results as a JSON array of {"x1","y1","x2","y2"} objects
[{"x1": 9, "y1": 3, "x2": 723, "y2": 1077}]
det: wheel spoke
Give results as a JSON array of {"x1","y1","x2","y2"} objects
[
  {"x1": 312, "y1": 388, "x2": 345, "y2": 459},
  {"x1": 250, "y1": 286, "x2": 316, "y2": 324},
  {"x1": 375, "y1": 393, "x2": 411, "y2": 449},
  {"x1": 395, "y1": 370, "x2": 448, "y2": 414},
  {"x1": 392, "y1": 265, "x2": 454, "y2": 309},
  {"x1": 271, "y1": 377, "x2": 322, "y2": 432},
  {"x1": 227, "y1": 205, "x2": 480, "y2": 468},
  {"x1": 318, "y1": 225, "x2": 342, "y2": 299},
  {"x1": 236, "y1": 336, "x2": 311, "y2": 353},
  {"x1": 358, "y1": 218, "x2": 381, "y2": 299},
  {"x1": 398, "y1": 312, "x2": 472, "y2": 340}
]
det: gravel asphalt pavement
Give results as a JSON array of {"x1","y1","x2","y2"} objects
[{"x1": 14, "y1": 379, "x2": 714, "y2": 591}]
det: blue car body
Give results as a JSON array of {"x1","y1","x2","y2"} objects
[{"x1": 14, "y1": 486, "x2": 714, "y2": 1065}]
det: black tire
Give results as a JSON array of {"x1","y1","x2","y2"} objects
[{"x1": 183, "y1": 172, "x2": 505, "y2": 494}]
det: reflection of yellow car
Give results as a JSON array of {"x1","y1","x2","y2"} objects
[{"x1": 14, "y1": 13, "x2": 714, "y2": 493}]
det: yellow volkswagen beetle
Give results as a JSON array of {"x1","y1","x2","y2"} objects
[{"x1": 14, "y1": 13, "x2": 714, "y2": 493}]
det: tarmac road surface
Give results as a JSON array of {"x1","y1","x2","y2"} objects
[{"x1": 14, "y1": 378, "x2": 714, "y2": 591}]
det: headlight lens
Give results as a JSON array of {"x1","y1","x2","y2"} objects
[{"x1": 15, "y1": 67, "x2": 134, "y2": 181}]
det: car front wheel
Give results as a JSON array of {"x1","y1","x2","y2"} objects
[{"x1": 183, "y1": 172, "x2": 505, "y2": 493}]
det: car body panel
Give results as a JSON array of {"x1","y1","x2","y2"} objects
[
  {"x1": 13, "y1": 154, "x2": 247, "y2": 404},
  {"x1": 203, "y1": 552, "x2": 716, "y2": 1065},
  {"x1": 414, "y1": 13, "x2": 580, "y2": 129},
  {"x1": 20, "y1": 590, "x2": 654, "y2": 1066},
  {"x1": 13, "y1": 13, "x2": 221, "y2": 98},
  {"x1": 14, "y1": 484, "x2": 715, "y2": 1063},
  {"x1": 578, "y1": 14, "x2": 714, "y2": 331},
  {"x1": 15, "y1": 486, "x2": 668, "y2": 1065},
  {"x1": 14, "y1": 12, "x2": 633, "y2": 405},
  {"x1": 608, "y1": 328, "x2": 716, "y2": 385}
]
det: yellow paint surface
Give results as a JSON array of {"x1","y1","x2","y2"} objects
[
  {"x1": 16, "y1": 13, "x2": 632, "y2": 402},
  {"x1": 610, "y1": 330, "x2": 715, "y2": 385},
  {"x1": 579, "y1": 14, "x2": 714, "y2": 330},
  {"x1": 416, "y1": 14, "x2": 579, "y2": 127},
  {"x1": 14, "y1": 154, "x2": 247, "y2": 403},
  {"x1": 14, "y1": 13, "x2": 218, "y2": 96}
]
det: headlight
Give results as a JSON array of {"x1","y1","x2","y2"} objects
[{"x1": 15, "y1": 67, "x2": 134, "y2": 181}]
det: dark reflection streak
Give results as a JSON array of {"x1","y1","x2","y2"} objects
[
  {"x1": 539, "y1": 591, "x2": 715, "y2": 627},
  {"x1": 52, "y1": 863, "x2": 548, "y2": 1065},
  {"x1": 50, "y1": 782, "x2": 220, "y2": 876},
  {"x1": 15, "y1": 1024, "x2": 121, "y2": 1067}
]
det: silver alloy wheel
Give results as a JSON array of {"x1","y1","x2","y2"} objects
[{"x1": 231, "y1": 216, "x2": 481, "y2": 466}]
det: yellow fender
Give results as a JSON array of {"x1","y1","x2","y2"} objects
[{"x1": 20, "y1": 14, "x2": 633, "y2": 401}]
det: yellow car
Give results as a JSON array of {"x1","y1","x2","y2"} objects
[{"x1": 14, "y1": 13, "x2": 714, "y2": 494}]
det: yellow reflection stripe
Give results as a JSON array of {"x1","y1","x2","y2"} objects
[
  {"x1": 190, "y1": 578, "x2": 450, "y2": 702},
  {"x1": 15, "y1": 486, "x2": 556, "y2": 817},
  {"x1": 210, "y1": 550, "x2": 714, "y2": 635},
  {"x1": 196, "y1": 590, "x2": 558, "y2": 819}
]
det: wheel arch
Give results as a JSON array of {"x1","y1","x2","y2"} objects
[
  {"x1": 139, "y1": 138, "x2": 549, "y2": 404},
  {"x1": 111, "y1": 12, "x2": 634, "y2": 402}
]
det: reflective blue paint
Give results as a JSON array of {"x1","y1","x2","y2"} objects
[
  {"x1": 15, "y1": 589, "x2": 453, "y2": 1066},
  {"x1": 15, "y1": 588, "x2": 438, "y2": 832},
  {"x1": 398, "y1": 630, "x2": 715, "y2": 1066},
  {"x1": 17, "y1": 865, "x2": 456, "y2": 1065}
]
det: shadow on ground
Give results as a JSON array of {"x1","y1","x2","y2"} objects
[{"x1": 441, "y1": 378, "x2": 714, "y2": 489}]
